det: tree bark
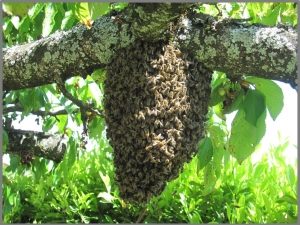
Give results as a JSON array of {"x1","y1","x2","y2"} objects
[
  {"x1": 3, "y1": 3, "x2": 191, "y2": 91},
  {"x1": 178, "y1": 13, "x2": 297, "y2": 87},
  {"x1": 3, "y1": 4, "x2": 297, "y2": 91},
  {"x1": 6, "y1": 129, "x2": 66, "y2": 163}
]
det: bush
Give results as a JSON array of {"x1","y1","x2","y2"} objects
[{"x1": 3, "y1": 139, "x2": 297, "y2": 223}]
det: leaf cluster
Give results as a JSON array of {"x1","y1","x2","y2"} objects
[{"x1": 3, "y1": 137, "x2": 297, "y2": 223}]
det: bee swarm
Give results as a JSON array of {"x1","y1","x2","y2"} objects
[{"x1": 105, "y1": 41, "x2": 212, "y2": 203}]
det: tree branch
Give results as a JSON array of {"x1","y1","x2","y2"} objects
[
  {"x1": 127, "y1": 3, "x2": 193, "y2": 40},
  {"x1": 55, "y1": 77, "x2": 104, "y2": 117},
  {"x1": 3, "y1": 13, "x2": 132, "y2": 91},
  {"x1": 3, "y1": 3, "x2": 192, "y2": 92},
  {"x1": 177, "y1": 13, "x2": 297, "y2": 87},
  {"x1": 3, "y1": 104, "x2": 73, "y2": 116},
  {"x1": 3, "y1": 4, "x2": 297, "y2": 91},
  {"x1": 6, "y1": 129, "x2": 66, "y2": 163}
]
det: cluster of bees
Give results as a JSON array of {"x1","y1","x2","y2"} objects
[{"x1": 105, "y1": 40, "x2": 212, "y2": 203}]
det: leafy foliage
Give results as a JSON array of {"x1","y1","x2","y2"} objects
[
  {"x1": 3, "y1": 138, "x2": 297, "y2": 223},
  {"x1": 245, "y1": 77, "x2": 284, "y2": 120},
  {"x1": 208, "y1": 72, "x2": 285, "y2": 163},
  {"x1": 229, "y1": 108, "x2": 267, "y2": 163},
  {"x1": 2, "y1": 2, "x2": 297, "y2": 223},
  {"x1": 199, "y1": 2, "x2": 297, "y2": 26},
  {"x1": 197, "y1": 137, "x2": 213, "y2": 170}
]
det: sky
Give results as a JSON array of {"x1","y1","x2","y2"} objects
[{"x1": 4, "y1": 81, "x2": 298, "y2": 166}]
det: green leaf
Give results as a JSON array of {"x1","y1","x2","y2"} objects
[
  {"x1": 189, "y1": 212, "x2": 202, "y2": 223},
  {"x1": 56, "y1": 115, "x2": 68, "y2": 133},
  {"x1": 3, "y1": 19, "x2": 14, "y2": 40},
  {"x1": 197, "y1": 137, "x2": 213, "y2": 170},
  {"x1": 111, "y1": 3, "x2": 128, "y2": 11},
  {"x1": 19, "y1": 16, "x2": 31, "y2": 34},
  {"x1": 253, "y1": 163, "x2": 267, "y2": 178},
  {"x1": 223, "y1": 89, "x2": 245, "y2": 114},
  {"x1": 242, "y1": 89, "x2": 266, "y2": 126},
  {"x1": 261, "y1": 5, "x2": 281, "y2": 26},
  {"x1": 99, "y1": 171, "x2": 111, "y2": 193},
  {"x1": 211, "y1": 72, "x2": 228, "y2": 89},
  {"x1": 202, "y1": 163, "x2": 217, "y2": 195},
  {"x1": 30, "y1": 11, "x2": 45, "y2": 40},
  {"x1": 228, "y1": 108, "x2": 266, "y2": 163},
  {"x1": 18, "y1": 89, "x2": 46, "y2": 113},
  {"x1": 6, "y1": 155, "x2": 21, "y2": 172},
  {"x1": 73, "y1": 3, "x2": 91, "y2": 25},
  {"x1": 213, "y1": 104, "x2": 225, "y2": 120},
  {"x1": 279, "y1": 3, "x2": 297, "y2": 26},
  {"x1": 212, "y1": 147, "x2": 224, "y2": 178},
  {"x1": 209, "y1": 72, "x2": 231, "y2": 106},
  {"x1": 2, "y1": 130, "x2": 9, "y2": 152},
  {"x1": 88, "y1": 117, "x2": 105, "y2": 140},
  {"x1": 42, "y1": 117, "x2": 57, "y2": 132},
  {"x1": 209, "y1": 124, "x2": 227, "y2": 149},
  {"x1": 208, "y1": 125, "x2": 226, "y2": 178},
  {"x1": 245, "y1": 76, "x2": 284, "y2": 120},
  {"x1": 3, "y1": 3, "x2": 34, "y2": 17},
  {"x1": 88, "y1": 3, "x2": 110, "y2": 20},
  {"x1": 42, "y1": 3, "x2": 57, "y2": 37},
  {"x1": 286, "y1": 165, "x2": 296, "y2": 186},
  {"x1": 209, "y1": 87, "x2": 226, "y2": 106},
  {"x1": 91, "y1": 69, "x2": 106, "y2": 85},
  {"x1": 28, "y1": 3, "x2": 45, "y2": 20},
  {"x1": 32, "y1": 158, "x2": 47, "y2": 181},
  {"x1": 61, "y1": 10, "x2": 76, "y2": 30},
  {"x1": 67, "y1": 138, "x2": 77, "y2": 169},
  {"x1": 97, "y1": 192, "x2": 115, "y2": 203},
  {"x1": 10, "y1": 16, "x2": 20, "y2": 29},
  {"x1": 276, "y1": 194, "x2": 297, "y2": 205}
]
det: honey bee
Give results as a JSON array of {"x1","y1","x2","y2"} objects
[
  {"x1": 138, "y1": 111, "x2": 145, "y2": 120},
  {"x1": 154, "y1": 119, "x2": 163, "y2": 128}
]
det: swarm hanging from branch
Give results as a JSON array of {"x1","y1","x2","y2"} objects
[{"x1": 105, "y1": 40, "x2": 212, "y2": 203}]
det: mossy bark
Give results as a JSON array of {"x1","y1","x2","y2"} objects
[
  {"x1": 177, "y1": 14, "x2": 297, "y2": 87},
  {"x1": 6, "y1": 129, "x2": 66, "y2": 163},
  {"x1": 3, "y1": 4, "x2": 297, "y2": 91}
]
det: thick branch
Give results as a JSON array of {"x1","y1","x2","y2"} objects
[
  {"x1": 3, "y1": 14, "x2": 134, "y2": 91},
  {"x1": 178, "y1": 14, "x2": 297, "y2": 87},
  {"x1": 6, "y1": 129, "x2": 66, "y2": 162},
  {"x1": 127, "y1": 3, "x2": 193, "y2": 40},
  {"x1": 3, "y1": 3, "x2": 191, "y2": 91},
  {"x1": 3, "y1": 5, "x2": 297, "y2": 91}
]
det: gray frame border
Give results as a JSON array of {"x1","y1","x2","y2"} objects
[{"x1": 0, "y1": 0, "x2": 299, "y2": 225}]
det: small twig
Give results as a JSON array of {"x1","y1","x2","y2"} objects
[
  {"x1": 54, "y1": 75, "x2": 104, "y2": 117},
  {"x1": 3, "y1": 104, "x2": 77, "y2": 116},
  {"x1": 136, "y1": 207, "x2": 148, "y2": 223},
  {"x1": 214, "y1": 4, "x2": 222, "y2": 17},
  {"x1": 6, "y1": 128, "x2": 52, "y2": 138},
  {"x1": 54, "y1": 75, "x2": 104, "y2": 149}
]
